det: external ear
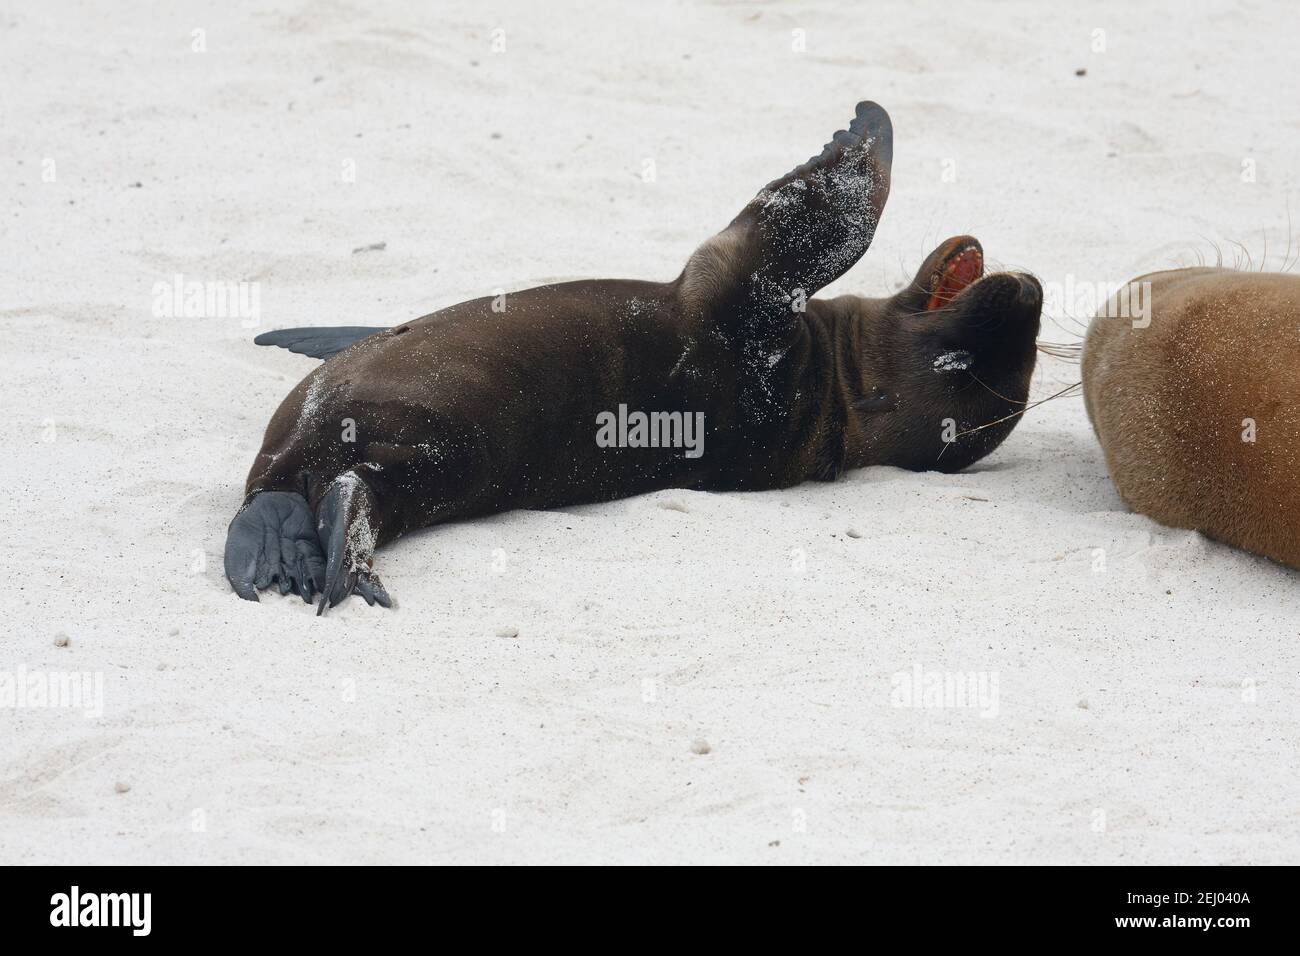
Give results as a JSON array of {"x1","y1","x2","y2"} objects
[{"x1": 682, "y1": 101, "x2": 893, "y2": 334}]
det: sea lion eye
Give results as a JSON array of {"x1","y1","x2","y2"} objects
[{"x1": 932, "y1": 349, "x2": 973, "y2": 373}]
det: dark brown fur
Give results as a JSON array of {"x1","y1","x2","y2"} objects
[{"x1": 226, "y1": 102, "x2": 1042, "y2": 610}]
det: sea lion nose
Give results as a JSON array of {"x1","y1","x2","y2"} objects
[
  {"x1": 954, "y1": 272, "x2": 1041, "y2": 338},
  {"x1": 1017, "y1": 274, "x2": 1043, "y2": 307}
]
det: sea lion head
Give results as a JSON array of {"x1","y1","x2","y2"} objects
[{"x1": 850, "y1": 235, "x2": 1042, "y2": 473}]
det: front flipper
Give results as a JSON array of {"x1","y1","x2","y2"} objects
[
  {"x1": 682, "y1": 101, "x2": 893, "y2": 333},
  {"x1": 254, "y1": 326, "x2": 389, "y2": 360},
  {"x1": 315, "y1": 471, "x2": 393, "y2": 615},
  {"x1": 224, "y1": 491, "x2": 327, "y2": 603}
]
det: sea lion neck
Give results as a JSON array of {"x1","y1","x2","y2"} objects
[
  {"x1": 808, "y1": 293, "x2": 892, "y2": 404},
  {"x1": 788, "y1": 293, "x2": 894, "y2": 480}
]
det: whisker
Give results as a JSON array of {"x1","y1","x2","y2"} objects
[
  {"x1": 1050, "y1": 311, "x2": 1091, "y2": 334},
  {"x1": 1282, "y1": 200, "x2": 1298, "y2": 273},
  {"x1": 936, "y1": 380, "x2": 1083, "y2": 461},
  {"x1": 1037, "y1": 340, "x2": 1083, "y2": 361},
  {"x1": 966, "y1": 372, "x2": 1029, "y2": 405}
]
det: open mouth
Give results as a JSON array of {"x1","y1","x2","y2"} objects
[{"x1": 924, "y1": 244, "x2": 984, "y2": 312}]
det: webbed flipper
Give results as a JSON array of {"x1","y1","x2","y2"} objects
[
  {"x1": 683, "y1": 101, "x2": 893, "y2": 332},
  {"x1": 224, "y1": 491, "x2": 327, "y2": 603},
  {"x1": 254, "y1": 326, "x2": 388, "y2": 361},
  {"x1": 315, "y1": 471, "x2": 392, "y2": 615}
]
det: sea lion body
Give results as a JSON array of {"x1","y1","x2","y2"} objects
[
  {"x1": 226, "y1": 102, "x2": 1043, "y2": 611},
  {"x1": 1083, "y1": 267, "x2": 1300, "y2": 568}
]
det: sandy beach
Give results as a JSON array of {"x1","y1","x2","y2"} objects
[{"x1": 3, "y1": 0, "x2": 1298, "y2": 864}]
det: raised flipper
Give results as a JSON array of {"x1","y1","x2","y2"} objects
[
  {"x1": 315, "y1": 471, "x2": 392, "y2": 615},
  {"x1": 254, "y1": 326, "x2": 388, "y2": 360},
  {"x1": 682, "y1": 101, "x2": 893, "y2": 333},
  {"x1": 224, "y1": 491, "x2": 327, "y2": 603}
]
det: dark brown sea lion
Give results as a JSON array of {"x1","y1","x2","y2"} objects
[
  {"x1": 224, "y1": 101, "x2": 1043, "y2": 612},
  {"x1": 1083, "y1": 267, "x2": 1300, "y2": 569}
]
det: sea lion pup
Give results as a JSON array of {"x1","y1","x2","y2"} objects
[
  {"x1": 1083, "y1": 267, "x2": 1300, "y2": 569},
  {"x1": 225, "y1": 101, "x2": 1043, "y2": 612}
]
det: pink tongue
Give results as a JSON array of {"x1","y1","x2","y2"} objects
[{"x1": 925, "y1": 247, "x2": 983, "y2": 311}]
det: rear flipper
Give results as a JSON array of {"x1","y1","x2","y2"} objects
[
  {"x1": 315, "y1": 471, "x2": 392, "y2": 615},
  {"x1": 224, "y1": 491, "x2": 327, "y2": 603}
]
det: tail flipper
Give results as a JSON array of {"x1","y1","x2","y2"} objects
[{"x1": 254, "y1": 326, "x2": 388, "y2": 360}]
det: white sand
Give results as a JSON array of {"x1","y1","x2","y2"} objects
[{"x1": 3, "y1": 1, "x2": 1298, "y2": 864}]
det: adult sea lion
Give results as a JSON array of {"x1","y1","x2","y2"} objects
[
  {"x1": 225, "y1": 101, "x2": 1043, "y2": 612},
  {"x1": 1083, "y1": 267, "x2": 1300, "y2": 569}
]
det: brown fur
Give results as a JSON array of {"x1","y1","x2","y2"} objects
[
  {"x1": 1082, "y1": 267, "x2": 1300, "y2": 568},
  {"x1": 226, "y1": 102, "x2": 1043, "y2": 610}
]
